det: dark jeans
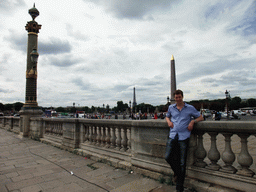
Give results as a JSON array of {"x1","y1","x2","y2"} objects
[{"x1": 165, "y1": 134, "x2": 189, "y2": 191}]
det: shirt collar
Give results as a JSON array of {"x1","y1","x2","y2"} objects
[{"x1": 173, "y1": 102, "x2": 187, "y2": 109}]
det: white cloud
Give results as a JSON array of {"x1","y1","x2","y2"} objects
[{"x1": 0, "y1": 0, "x2": 256, "y2": 107}]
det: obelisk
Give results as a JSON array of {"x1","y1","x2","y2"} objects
[
  {"x1": 132, "y1": 87, "x2": 137, "y2": 112},
  {"x1": 170, "y1": 55, "x2": 176, "y2": 104}
]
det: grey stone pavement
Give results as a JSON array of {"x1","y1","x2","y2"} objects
[{"x1": 0, "y1": 129, "x2": 182, "y2": 192}]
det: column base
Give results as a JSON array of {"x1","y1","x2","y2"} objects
[{"x1": 19, "y1": 107, "x2": 43, "y2": 137}]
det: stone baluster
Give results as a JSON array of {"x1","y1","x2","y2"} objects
[
  {"x1": 80, "y1": 124, "x2": 85, "y2": 143},
  {"x1": 83, "y1": 125, "x2": 88, "y2": 143},
  {"x1": 96, "y1": 126, "x2": 101, "y2": 146},
  {"x1": 110, "y1": 127, "x2": 116, "y2": 149},
  {"x1": 100, "y1": 126, "x2": 106, "y2": 147},
  {"x1": 105, "y1": 127, "x2": 111, "y2": 148},
  {"x1": 237, "y1": 134, "x2": 255, "y2": 177},
  {"x1": 88, "y1": 125, "x2": 93, "y2": 144},
  {"x1": 57, "y1": 123, "x2": 60, "y2": 135},
  {"x1": 115, "y1": 127, "x2": 121, "y2": 150},
  {"x1": 194, "y1": 132, "x2": 207, "y2": 168},
  {"x1": 92, "y1": 126, "x2": 96, "y2": 145},
  {"x1": 49, "y1": 123, "x2": 52, "y2": 134},
  {"x1": 220, "y1": 133, "x2": 237, "y2": 173},
  {"x1": 120, "y1": 127, "x2": 128, "y2": 152},
  {"x1": 60, "y1": 124, "x2": 63, "y2": 135},
  {"x1": 207, "y1": 132, "x2": 220, "y2": 170},
  {"x1": 126, "y1": 127, "x2": 131, "y2": 153},
  {"x1": 60, "y1": 123, "x2": 63, "y2": 135},
  {"x1": 53, "y1": 124, "x2": 57, "y2": 135}
]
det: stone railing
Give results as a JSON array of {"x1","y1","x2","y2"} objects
[
  {"x1": 0, "y1": 116, "x2": 20, "y2": 133},
  {"x1": 0, "y1": 116, "x2": 255, "y2": 191},
  {"x1": 188, "y1": 121, "x2": 256, "y2": 191}
]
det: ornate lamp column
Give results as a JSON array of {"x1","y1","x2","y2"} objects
[{"x1": 20, "y1": 4, "x2": 43, "y2": 137}]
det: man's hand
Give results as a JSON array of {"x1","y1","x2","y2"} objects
[
  {"x1": 188, "y1": 121, "x2": 194, "y2": 131},
  {"x1": 168, "y1": 121, "x2": 174, "y2": 128},
  {"x1": 188, "y1": 115, "x2": 204, "y2": 131},
  {"x1": 166, "y1": 117, "x2": 174, "y2": 128}
]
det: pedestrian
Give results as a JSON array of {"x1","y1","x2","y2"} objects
[
  {"x1": 154, "y1": 112, "x2": 158, "y2": 119},
  {"x1": 165, "y1": 90, "x2": 204, "y2": 192}
]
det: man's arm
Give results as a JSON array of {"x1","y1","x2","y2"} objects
[
  {"x1": 166, "y1": 117, "x2": 174, "y2": 128},
  {"x1": 188, "y1": 115, "x2": 204, "y2": 131}
]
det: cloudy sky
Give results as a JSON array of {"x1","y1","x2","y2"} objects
[{"x1": 0, "y1": 0, "x2": 256, "y2": 108}]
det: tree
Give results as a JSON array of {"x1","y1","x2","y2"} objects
[
  {"x1": 69, "y1": 107, "x2": 77, "y2": 113},
  {"x1": 82, "y1": 106, "x2": 90, "y2": 113},
  {"x1": 91, "y1": 106, "x2": 95, "y2": 113},
  {"x1": 116, "y1": 101, "x2": 128, "y2": 112},
  {"x1": 4, "y1": 103, "x2": 13, "y2": 111},
  {"x1": 247, "y1": 98, "x2": 256, "y2": 107},
  {"x1": 230, "y1": 97, "x2": 242, "y2": 110},
  {"x1": 56, "y1": 107, "x2": 66, "y2": 112},
  {"x1": 0, "y1": 103, "x2": 4, "y2": 112},
  {"x1": 13, "y1": 102, "x2": 24, "y2": 112},
  {"x1": 106, "y1": 104, "x2": 110, "y2": 113},
  {"x1": 136, "y1": 103, "x2": 155, "y2": 113}
]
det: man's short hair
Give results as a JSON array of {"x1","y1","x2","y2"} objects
[{"x1": 174, "y1": 89, "x2": 183, "y2": 97}]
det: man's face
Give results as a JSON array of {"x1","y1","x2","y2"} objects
[{"x1": 174, "y1": 94, "x2": 183, "y2": 104}]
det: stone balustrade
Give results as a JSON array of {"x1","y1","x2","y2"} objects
[
  {"x1": 189, "y1": 121, "x2": 256, "y2": 191},
  {"x1": 0, "y1": 116, "x2": 255, "y2": 191}
]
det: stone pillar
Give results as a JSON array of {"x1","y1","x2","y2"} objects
[{"x1": 19, "y1": 4, "x2": 43, "y2": 137}]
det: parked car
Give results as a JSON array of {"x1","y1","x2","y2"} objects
[
  {"x1": 200, "y1": 109, "x2": 211, "y2": 118},
  {"x1": 241, "y1": 111, "x2": 247, "y2": 116},
  {"x1": 221, "y1": 112, "x2": 234, "y2": 119}
]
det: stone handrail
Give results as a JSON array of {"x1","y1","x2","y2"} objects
[
  {"x1": 0, "y1": 116, "x2": 255, "y2": 191},
  {"x1": 188, "y1": 121, "x2": 256, "y2": 191}
]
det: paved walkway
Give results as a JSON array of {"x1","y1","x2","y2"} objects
[{"x1": 0, "y1": 129, "x2": 184, "y2": 192}]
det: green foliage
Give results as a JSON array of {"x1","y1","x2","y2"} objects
[
  {"x1": 116, "y1": 101, "x2": 129, "y2": 112},
  {"x1": 55, "y1": 107, "x2": 66, "y2": 112},
  {"x1": 87, "y1": 163, "x2": 98, "y2": 170},
  {"x1": 136, "y1": 103, "x2": 155, "y2": 113},
  {"x1": 13, "y1": 102, "x2": 24, "y2": 111},
  {"x1": 82, "y1": 106, "x2": 90, "y2": 113},
  {"x1": 4, "y1": 103, "x2": 13, "y2": 111},
  {"x1": 247, "y1": 98, "x2": 256, "y2": 107},
  {"x1": 69, "y1": 107, "x2": 77, "y2": 113},
  {"x1": 91, "y1": 106, "x2": 95, "y2": 113},
  {"x1": 0, "y1": 103, "x2": 4, "y2": 111},
  {"x1": 230, "y1": 97, "x2": 242, "y2": 110},
  {"x1": 166, "y1": 177, "x2": 174, "y2": 186},
  {"x1": 158, "y1": 177, "x2": 166, "y2": 183}
]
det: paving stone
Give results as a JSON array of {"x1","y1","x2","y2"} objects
[
  {"x1": 111, "y1": 177, "x2": 160, "y2": 192},
  {"x1": 0, "y1": 183, "x2": 8, "y2": 192},
  {"x1": 33, "y1": 169, "x2": 54, "y2": 177},
  {"x1": 11, "y1": 173, "x2": 34, "y2": 182},
  {"x1": 50, "y1": 182, "x2": 84, "y2": 192},
  {"x1": 5, "y1": 171, "x2": 19, "y2": 178},
  {"x1": 39, "y1": 179, "x2": 64, "y2": 190},
  {"x1": 5, "y1": 176, "x2": 44, "y2": 191},
  {"x1": 20, "y1": 184, "x2": 43, "y2": 192},
  {"x1": 106, "y1": 173, "x2": 142, "y2": 188}
]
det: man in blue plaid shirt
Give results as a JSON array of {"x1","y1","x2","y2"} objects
[{"x1": 165, "y1": 90, "x2": 204, "y2": 192}]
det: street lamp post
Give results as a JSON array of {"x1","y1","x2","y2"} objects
[
  {"x1": 129, "y1": 100, "x2": 131, "y2": 119},
  {"x1": 225, "y1": 90, "x2": 230, "y2": 120},
  {"x1": 19, "y1": 4, "x2": 43, "y2": 137},
  {"x1": 167, "y1": 96, "x2": 170, "y2": 107}
]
